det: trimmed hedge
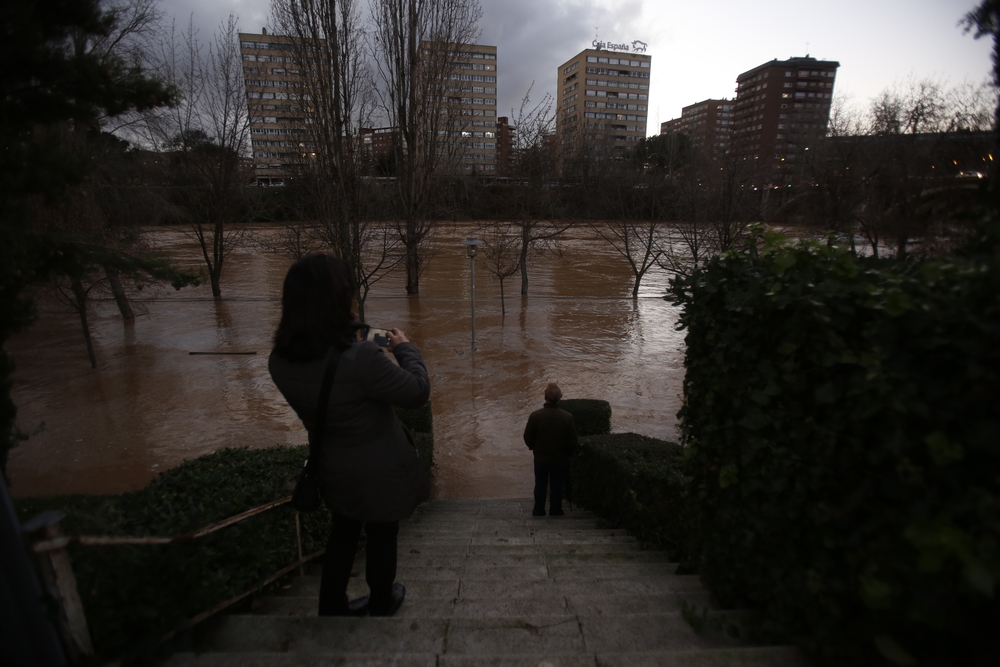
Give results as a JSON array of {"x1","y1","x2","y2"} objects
[
  {"x1": 560, "y1": 399, "x2": 611, "y2": 436},
  {"x1": 571, "y1": 433, "x2": 692, "y2": 560},
  {"x1": 667, "y1": 227, "x2": 1000, "y2": 666},
  {"x1": 13, "y1": 402, "x2": 435, "y2": 660},
  {"x1": 15, "y1": 446, "x2": 329, "y2": 660}
]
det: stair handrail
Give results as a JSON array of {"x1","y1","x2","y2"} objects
[{"x1": 23, "y1": 495, "x2": 320, "y2": 665}]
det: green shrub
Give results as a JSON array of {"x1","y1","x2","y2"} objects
[
  {"x1": 571, "y1": 433, "x2": 691, "y2": 560},
  {"x1": 668, "y1": 228, "x2": 1000, "y2": 666},
  {"x1": 396, "y1": 402, "x2": 433, "y2": 472},
  {"x1": 560, "y1": 399, "x2": 611, "y2": 436},
  {"x1": 395, "y1": 401, "x2": 433, "y2": 434},
  {"x1": 15, "y1": 446, "x2": 330, "y2": 660},
  {"x1": 413, "y1": 432, "x2": 434, "y2": 472}
]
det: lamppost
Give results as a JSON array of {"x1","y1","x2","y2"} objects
[{"x1": 459, "y1": 236, "x2": 483, "y2": 351}]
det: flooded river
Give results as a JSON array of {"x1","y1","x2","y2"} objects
[{"x1": 6, "y1": 223, "x2": 686, "y2": 499}]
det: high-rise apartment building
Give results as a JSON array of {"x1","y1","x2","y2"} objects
[
  {"x1": 426, "y1": 42, "x2": 498, "y2": 173},
  {"x1": 660, "y1": 99, "x2": 734, "y2": 160},
  {"x1": 448, "y1": 44, "x2": 497, "y2": 174},
  {"x1": 732, "y1": 56, "x2": 839, "y2": 177},
  {"x1": 239, "y1": 29, "x2": 310, "y2": 185},
  {"x1": 556, "y1": 47, "x2": 651, "y2": 167}
]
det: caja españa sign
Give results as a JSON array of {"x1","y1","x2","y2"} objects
[{"x1": 592, "y1": 39, "x2": 648, "y2": 53}]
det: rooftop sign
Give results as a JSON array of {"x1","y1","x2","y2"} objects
[{"x1": 593, "y1": 39, "x2": 648, "y2": 54}]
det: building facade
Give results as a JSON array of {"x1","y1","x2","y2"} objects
[
  {"x1": 239, "y1": 29, "x2": 311, "y2": 185},
  {"x1": 660, "y1": 99, "x2": 734, "y2": 160},
  {"x1": 495, "y1": 116, "x2": 516, "y2": 176},
  {"x1": 557, "y1": 47, "x2": 651, "y2": 168},
  {"x1": 423, "y1": 42, "x2": 499, "y2": 174},
  {"x1": 731, "y1": 56, "x2": 839, "y2": 179}
]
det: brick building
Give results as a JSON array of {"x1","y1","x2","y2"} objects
[
  {"x1": 731, "y1": 56, "x2": 839, "y2": 179},
  {"x1": 660, "y1": 99, "x2": 734, "y2": 160}
]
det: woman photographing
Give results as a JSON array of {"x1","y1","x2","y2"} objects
[{"x1": 269, "y1": 254, "x2": 430, "y2": 617}]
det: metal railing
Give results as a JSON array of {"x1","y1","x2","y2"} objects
[{"x1": 23, "y1": 496, "x2": 323, "y2": 664}]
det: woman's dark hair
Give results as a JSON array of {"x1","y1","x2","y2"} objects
[{"x1": 273, "y1": 254, "x2": 356, "y2": 361}]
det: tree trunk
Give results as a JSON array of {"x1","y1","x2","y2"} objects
[
  {"x1": 896, "y1": 234, "x2": 909, "y2": 259},
  {"x1": 71, "y1": 278, "x2": 97, "y2": 369},
  {"x1": 519, "y1": 226, "x2": 530, "y2": 295},
  {"x1": 500, "y1": 277, "x2": 506, "y2": 316},
  {"x1": 104, "y1": 267, "x2": 134, "y2": 321},
  {"x1": 404, "y1": 217, "x2": 420, "y2": 294},
  {"x1": 212, "y1": 219, "x2": 224, "y2": 298},
  {"x1": 210, "y1": 271, "x2": 222, "y2": 298}
]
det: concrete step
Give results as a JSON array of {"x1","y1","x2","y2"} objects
[
  {"x1": 162, "y1": 499, "x2": 809, "y2": 667},
  {"x1": 250, "y1": 591, "x2": 720, "y2": 618},
  {"x1": 275, "y1": 573, "x2": 706, "y2": 601},
  {"x1": 191, "y1": 613, "x2": 741, "y2": 655},
  {"x1": 165, "y1": 645, "x2": 811, "y2": 667}
]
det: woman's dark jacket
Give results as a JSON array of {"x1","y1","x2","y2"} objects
[
  {"x1": 523, "y1": 403, "x2": 578, "y2": 466},
  {"x1": 269, "y1": 340, "x2": 430, "y2": 522}
]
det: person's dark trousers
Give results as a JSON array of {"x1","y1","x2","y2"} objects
[
  {"x1": 533, "y1": 462, "x2": 567, "y2": 516},
  {"x1": 318, "y1": 514, "x2": 399, "y2": 615}
]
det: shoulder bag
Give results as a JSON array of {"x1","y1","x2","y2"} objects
[{"x1": 291, "y1": 347, "x2": 341, "y2": 512}]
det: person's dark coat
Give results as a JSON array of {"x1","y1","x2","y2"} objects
[
  {"x1": 523, "y1": 403, "x2": 578, "y2": 466},
  {"x1": 269, "y1": 341, "x2": 430, "y2": 522}
]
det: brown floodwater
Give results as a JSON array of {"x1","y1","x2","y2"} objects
[{"x1": 6, "y1": 223, "x2": 686, "y2": 499}]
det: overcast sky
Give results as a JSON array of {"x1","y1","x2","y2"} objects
[{"x1": 160, "y1": 0, "x2": 992, "y2": 133}]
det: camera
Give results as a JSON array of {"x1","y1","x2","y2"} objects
[{"x1": 357, "y1": 324, "x2": 392, "y2": 348}]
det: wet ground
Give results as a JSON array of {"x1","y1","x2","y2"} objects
[{"x1": 6, "y1": 222, "x2": 686, "y2": 499}]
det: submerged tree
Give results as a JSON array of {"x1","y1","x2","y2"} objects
[
  {"x1": 371, "y1": 0, "x2": 483, "y2": 294},
  {"x1": 271, "y1": 0, "x2": 401, "y2": 321},
  {"x1": 477, "y1": 220, "x2": 521, "y2": 316},
  {"x1": 154, "y1": 15, "x2": 253, "y2": 298}
]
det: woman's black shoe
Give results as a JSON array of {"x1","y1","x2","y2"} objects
[
  {"x1": 369, "y1": 583, "x2": 405, "y2": 617},
  {"x1": 319, "y1": 595, "x2": 369, "y2": 617}
]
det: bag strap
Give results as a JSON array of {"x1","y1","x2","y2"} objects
[{"x1": 306, "y1": 347, "x2": 342, "y2": 472}]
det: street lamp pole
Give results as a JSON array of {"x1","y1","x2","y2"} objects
[{"x1": 460, "y1": 237, "x2": 483, "y2": 351}]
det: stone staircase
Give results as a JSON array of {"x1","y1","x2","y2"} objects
[{"x1": 163, "y1": 499, "x2": 809, "y2": 666}]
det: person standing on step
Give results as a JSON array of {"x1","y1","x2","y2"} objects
[
  {"x1": 523, "y1": 383, "x2": 578, "y2": 517},
  {"x1": 269, "y1": 254, "x2": 430, "y2": 617}
]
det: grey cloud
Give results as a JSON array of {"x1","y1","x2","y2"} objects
[{"x1": 158, "y1": 0, "x2": 650, "y2": 127}]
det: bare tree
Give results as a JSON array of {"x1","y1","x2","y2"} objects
[
  {"x1": 158, "y1": 15, "x2": 253, "y2": 297},
  {"x1": 593, "y1": 174, "x2": 664, "y2": 298},
  {"x1": 371, "y1": 0, "x2": 483, "y2": 294},
  {"x1": 505, "y1": 85, "x2": 571, "y2": 295},
  {"x1": 477, "y1": 220, "x2": 521, "y2": 316},
  {"x1": 271, "y1": 0, "x2": 401, "y2": 321},
  {"x1": 947, "y1": 79, "x2": 997, "y2": 132}
]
